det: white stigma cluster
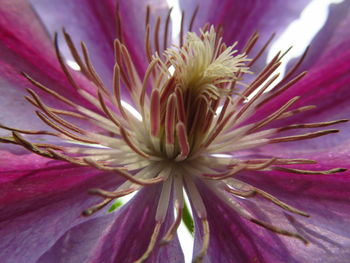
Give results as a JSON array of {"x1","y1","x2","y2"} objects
[{"x1": 165, "y1": 26, "x2": 250, "y2": 99}]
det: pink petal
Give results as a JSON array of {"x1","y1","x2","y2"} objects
[
  {"x1": 179, "y1": 0, "x2": 311, "y2": 51},
  {"x1": 194, "y1": 176, "x2": 350, "y2": 263},
  {"x1": 118, "y1": 0, "x2": 172, "y2": 75},
  {"x1": 292, "y1": 1, "x2": 350, "y2": 71},
  {"x1": 0, "y1": 0, "x2": 101, "y2": 137},
  {"x1": 0, "y1": 151, "x2": 123, "y2": 262},
  {"x1": 250, "y1": 42, "x2": 350, "y2": 156},
  {"x1": 29, "y1": 0, "x2": 117, "y2": 87},
  {"x1": 37, "y1": 185, "x2": 184, "y2": 263}
]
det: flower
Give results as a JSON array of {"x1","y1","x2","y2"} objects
[{"x1": 1, "y1": 0, "x2": 350, "y2": 263}]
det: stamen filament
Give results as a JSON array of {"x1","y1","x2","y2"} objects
[
  {"x1": 134, "y1": 222, "x2": 162, "y2": 263},
  {"x1": 193, "y1": 219, "x2": 210, "y2": 263}
]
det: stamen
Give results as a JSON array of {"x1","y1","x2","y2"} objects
[
  {"x1": 242, "y1": 32, "x2": 259, "y2": 55},
  {"x1": 258, "y1": 71, "x2": 308, "y2": 107},
  {"x1": 175, "y1": 122, "x2": 190, "y2": 161},
  {"x1": 279, "y1": 119, "x2": 348, "y2": 131},
  {"x1": 180, "y1": 10, "x2": 185, "y2": 46},
  {"x1": 97, "y1": 90, "x2": 121, "y2": 128},
  {"x1": 161, "y1": 175, "x2": 184, "y2": 245},
  {"x1": 277, "y1": 105, "x2": 316, "y2": 120},
  {"x1": 47, "y1": 149, "x2": 86, "y2": 165},
  {"x1": 88, "y1": 187, "x2": 137, "y2": 198},
  {"x1": 235, "y1": 73, "x2": 280, "y2": 123},
  {"x1": 12, "y1": 132, "x2": 53, "y2": 158},
  {"x1": 150, "y1": 89, "x2": 161, "y2": 137},
  {"x1": 273, "y1": 167, "x2": 347, "y2": 175},
  {"x1": 154, "y1": 16, "x2": 161, "y2": 55},
  {"x1": 156, "y1": 175, "x2": 173, "y2": 222},
  {"x1": 119, "y1": 127, "x2": 150, "y2": 158},
  {"x1": 63, "y1": 29, "x2": 89, "y2": 76},
  {"x1": 84, "y1": 159, "x2": 165, "y2": 186},
  {"x1": 225, "y1": 186, "x2": 309, "y2": 217},
  {"x1": 0, "y1": 123, "x2": 57, "y2": 136},
  {"x1": 22, "y1": 72, "x2": 77, "y2": 108},
  {"x1": 279, "y1": 46, "x2": 309, "y2": 87},
  {"x1": 175, "y1": 87, "x2": 186, "y2": 123},
  {"x1": 247, "y1": 33, "x2": 275, "y2": 67},
  {"x1": 115, "y1": 3, "x2": 124, "y2": 43},
  {"x1": 134, "y1": 222, "x2": 162, "y2": 263},
  {"x1": 81, "y1": 41, "x2": 105, "y2": 88},
  {"x1": 205, "y1": 163, "x2": 246, "y2": 180},
  {"x1": 193, "y1": 218, "x2": 210, "y2": 263},
  {"x1": 112, "y1": 63, "x2": 128, "y2": 119},
  {"x1": 165, "y1": 94, "x2": 176, "y2": 156},
  {"x1": 82, "y1": 198, "x2": 113, "y2": 216},
  {"x1": 145, "y1": 5, "x2": 150, "y2": 28},
  {"x1": 250, "y1": 96, "x2": 300, "y2": 132},
  {"x1": 163, "y1": 8, "x2": 173, "y2": 51},
  {"x1": 53, "y1": 33, "x2": 82, "y2": 92},
  {"x1": 26, "y1": 89, "x2": 87, "y2": 134},
  {"x1": 145, "y1": 24, "x2": 152, "y2": 62},
  {"x1": 250, "y1": 218, "x2": 309, "y2": 245},
  {"x1": 189, "y1": 6, "x2": 199, "y2": 32},
  {"x1": 160, "y1": 205, "x2": 182, "y2": 245},
  {"x1": 271, "y1": 129, "x2": 339, "y2": 143},
  {"x1": 35, "y1": 111, "x2": 98, "y2": 144},
  {"x1": 140, "y1": 58, "x2": 160, "y2": 110}
]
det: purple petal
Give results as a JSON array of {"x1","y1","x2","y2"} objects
[
  {"x1": 245, "y1": 2, "x2": 350, "y2": 157},
  {"x1": 37, "y1": 185, "x2": 184, "y2": 263},
  {"x1": 118, "y1": 0, "x2": 171, "y2": 75},
  {"x1": 290, "y1": 1, "x2": 350, "y2": 72},
  {"x1": 0, "y1": 0, "x2": 101, "y2": 136},
  {"x1": 0, "y1": 151, "x2": 123, "y2": 263},
  {"x1": 179, "y1": 0, "x2": 311, "y2": 50},
  {"x1": 249, "y1": 40, "x2": 350, "y2": 155},
  {"x1": 31, "y1": 0, "x2": 171, "y2": 82},
  {"x1": 29, "y1": 0, "x2": 117, "y2": 88},
  {"x1": 193, "y1": 176, "x2": 350, "y2": 263},
  {"x1": 237, "y1": 169, "x2": 350, "y2": 262}
]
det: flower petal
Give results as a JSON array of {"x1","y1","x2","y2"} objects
[
  {"x1": 193, "y1": 176, "x2": 350, "y2": 263},
  {"x1": 37, "y1": 185, "x2": 184, "y2": 263},
  {"x1": 0, "y1": 151, "x2": 122, "y2": 263},
  {"x1": 118, "y1": 0, "x2": 171, "y2": 75},
  {"x1": 237, "y1": 169, "x2": 350, "y2": 262},
  {"x1": 0, "y1": 0, "x2": 101, "y2": 137},
  {"x1": 31, "y1": 0, "x2": 171, "y2": 81},
  {"x1": 29, "y1": 0, "x2": 117, "y2": 87},
  {"x1": 179, "y1": 0, "x2": 311, "y2": 50},
  {"x1": 291, "y1": 0, "x2": 350, "y2": 71}
]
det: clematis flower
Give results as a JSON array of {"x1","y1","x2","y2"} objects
[{"x1": 1, "y1": 0, "x2": 350, "y2": 262}]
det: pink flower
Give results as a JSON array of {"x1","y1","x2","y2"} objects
[{"x1": 1, "y1": 0, "x2": 350, "y2": 263}]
